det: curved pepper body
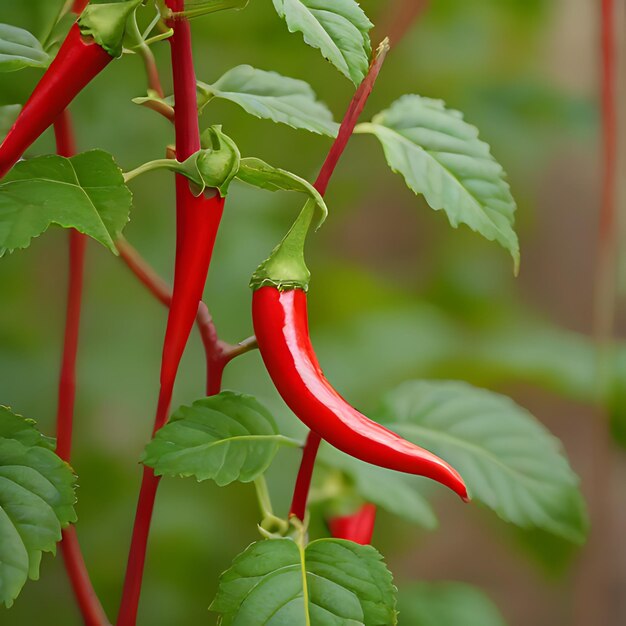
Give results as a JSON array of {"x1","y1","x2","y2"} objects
[
  {"x1": 0, "y1": 24, "x2": 112, "y2": 178},
  {"x1": 252, "y1": 286, "x2": 468, "y2": 500},
  {"x1": 329, "y1": 504, "x2": 377, "y2": 545},
  {"x1": 159, "y1": 184, "x2": 225, "y2": 387}
]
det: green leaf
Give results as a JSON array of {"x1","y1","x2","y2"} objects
[
  {"x1": 236, "y1": 157, "x2": 328, "y2": 225},
  {"x1": 0, "y1": 105, "x2": 20, "y2": 141},
  {"x1": 397, "y1": 582, "x2": 506, "y2": 626},
  {"x1": 142, "y1": 392, "x2": 298, "y2": 486},
  {"x1": 272, "y1": 0, "x2": 373, "y2": 85},
  {"x1": 356, "y1": 95, "x2": 519, "y2": 271},
  {"x1": 0, "y1": 150, "x2": 132, "y2": 256},
  {"x1": 210, "y1": 537, "x2": 397, "y2": 625},
  {"x1": 377, "y1": 380, "x2": 588, "y2": 543},
  {"x1": 317, "y1": 444, "x2": 438, "y2": 530},
  {"x1": 0, "y1": 409, "x2": 77, "y2": 607},
  {"x1": 197, "y1": 65, "x2": 339, "y2": 136},
  {"x1": 0, "y1": 407, "x2": 55, "y2": 451},
  {"x1": 0, "y1": 24, "x2": 49, "y2": 73}
]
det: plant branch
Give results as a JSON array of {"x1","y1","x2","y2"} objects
[
  {"x1": 289, "y1": 431, "x2": 321, "y2": 521},
  {"x1": 72, "y1": 0, "x2": 90, "y2": 14},
  {"x1": 289, "y1": 43, "x2": 390, "y2": 522},
  {"x1": 128, "y1": 10, "x2": 165, "y2": 97},
  {"x1": 315, "y1": 39, "x2": 389, "y2": 195},
  {"x1": 116, "y1": 2, "x2": 202, "y2": 622},
  {"x1": 61, "y1": 527, "x2": 111, "y2": 626},
  {"x1": 53, "y1": 109, "x2": 109, "y2": 626},
  {"x1": 575, "y1": 1, "x2": 618, "y2": 624},
  {"x1": 115, "y1": 236, "x2": 256, "y2": 396},
  {"x1": 376, "y1": 0, "x2": 429, "y2": 46},
  {"x1": 140, "y1": 98, "x2": 176, "y2": 122}
]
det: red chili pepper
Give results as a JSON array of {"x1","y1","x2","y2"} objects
[
  {"x1": 328, "y1": 504, "x2": 377, "y2": 545},
  {"x1": 252, "y1": 285, "x2": 468, "y2": 500},
  {"x1": 0, "y1": 24, "x2": 112, "y2": 178},
  {"x1": 160, "y1": 184, "x2": 225, "y2": 388}
]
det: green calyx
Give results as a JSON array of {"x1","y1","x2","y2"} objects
[
  {"x1": 78, "y1": 0, "x2": 144, "y2": 58},
  {"x1": 195, "y1": 126, "x2": 241, "y2": 195},
  {"x1": 123, "y1": 126, "x2": 240, "y2": 196},
  {"x1": 250, "y1": 199, "x2": 316, "y2": 292}
]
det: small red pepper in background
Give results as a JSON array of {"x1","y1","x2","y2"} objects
[
  {"x1": 0, "y1": 24, "x2": 111, "y2": 178},
  {"x1": 328, "y1": 504, "x2": 377, "y2": 545}
]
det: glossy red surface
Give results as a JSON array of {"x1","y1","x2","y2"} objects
[
  {"x1": 0, "y1": 24, "x2": 112, "y2": 179},
  {"x1": 159, "y1": 188, "x2": 225, "y2": 391},
  {"x1": 329, "y1": 503, "x2": 378, "y2": 545},
  {"x1": 253, "y1": 287, "x2": 468, "y2": 500}
]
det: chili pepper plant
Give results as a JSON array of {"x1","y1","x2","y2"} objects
[{"x1": 0, "y1": 1, "x2": 594, "y2": 625}]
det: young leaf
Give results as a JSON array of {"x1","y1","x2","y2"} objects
[
  {"x1": 142, "y1": 392, "x2": 299, "y2": 486},
  {"x1": 197, "y1": 65, "x2": 339, "y2": 136},
  {"x1": 0, "y1": 150, "x2": 131, "y2": 256},
  {"x1": 236, "y1": 157, "x2": 328, "y2": 225},
  {"x1": 0, "y1": 409, "x2": 77, "y2": 607},
  {"x1": 0, "y1": 105, "x2": 20, "y2": 140},
  {"x1": 356, "y1": 95, "x2": 519, "y2": 271},
  {"x1": 377, "y1": 380, "x2": 588, "y2": 544},
  {"x1": 397, "y1": 582, "x2": 507, "y2": 626},
  {"x1": 0, "y1": 24, "x2": 49, "y2": 72},
  {"x1": 210, "y1": 537, "x2": 397, "y2": 625},
  {"x1": 317, "y1": 443, "x2": 438, "y2": 530},
  {"x1": 272, "y1": 0, "x2": 373, "y2": 85}
]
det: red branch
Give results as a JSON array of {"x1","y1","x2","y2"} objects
[
  {"x1": 116, "y1": 5, "x2": 209, "y2": 623},
  {"x1": 598, "y1": 0, "x2": 617, "y2": 260},
  {"x1": 315, "y1": 43, "x2": 389, "y2": 195},
  {"x1": 72, "y1": 0, "x2": 90, "y2": 14},
  {"x1": 116, "y1": 238, "x2": 256, "y2": 396},
  {"x1": 60, "y1": 527, "x2": 110, "y2": 626},
  {"x1": 378, "y1": 0, "x2": 429, "y2": 46},
  {"x1": 289, "y1": 431, "x2": 321, "y2": 520},
  {"x1": 575, "y1": 2, "x2": 618, "y2": 624},
  {"x1": 53, "y1": 110, "x2": 109, "y2": 625},
  {"x1": 289, "y1": 44, "x2": 389, "y2": 522}
]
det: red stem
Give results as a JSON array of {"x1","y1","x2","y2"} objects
[
  {"x1": 56, "y1": 229, "x2": 86, "y2": 461},
  {"x1": 116, "y1": 5, "x2": 206, "y2": 623},
  {"x1": 314, "y1": 42, "x2": 389, "y2": 195},
  {"x1": 289, "y1": 431, "x2": 322, "y2": 520},
  {"x1": 377, "y1": 0, "x2": 429, "y2": 47},
  {"x1": 288, "y1": 45, "x2": 389, "y2": 522},
  {"x1": 168, "y1": 9, "x2": 200, "y2": 160},
  {"x1": 575, "y1": 2, "x2": 617, "y2": 624},
  {"x1": 54, "y1": 110, "x2": 85, "y2": 462},
  {"x1": 72, "y1": 0, "x2": 90, "y2": 13},
  {"x1": 61, "y1": 527, "x2": 110, "y2": 626},
  {"x1": 116, "y1": 237, "x2": 241, "y2": 397},
  {"x1": 53, "y1": 109, "x2": 109, "y2": 625},
  {"x1": 598, "y1": 0, "x2": 617, "y2": 260}
]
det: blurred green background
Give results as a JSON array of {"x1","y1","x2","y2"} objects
[{"x1": 0, "y1": 0, "x2": 619, "y2": 624}]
